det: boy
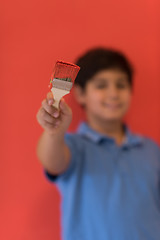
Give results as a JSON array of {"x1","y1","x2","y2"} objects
[{"x1": 36, "y1": 48, "x2": 160, "y2": 240}]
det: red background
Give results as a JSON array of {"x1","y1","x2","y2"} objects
[{"x1": 1, "y1": 0, "x2": 160, "y2": 239}]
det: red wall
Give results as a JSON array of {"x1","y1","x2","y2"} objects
[{"x1": 1, "y1": 0, "x2": 160, "y2": 239}]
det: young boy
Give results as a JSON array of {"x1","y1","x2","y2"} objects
[{"x1": 36, "y1": 48, "x2": 160, "y2": 240}]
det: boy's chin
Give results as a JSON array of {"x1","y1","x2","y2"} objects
[{"x1": 99, "y1": 115, "x2": 123, "y2": 122}]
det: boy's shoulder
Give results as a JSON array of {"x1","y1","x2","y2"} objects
[
  {"x1": 140, "y1": 134, "x2": 160, "y2": 153},
  {"x1": 126, "y1": 127, "x2": 160, "y2": 160},
  {"x1": 66, "y1": 122, "x2": 160, "y2": 154}
]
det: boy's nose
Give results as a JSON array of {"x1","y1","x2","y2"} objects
[{"x1": 108, "y1": 86, "x2": 119, "y2": 99}]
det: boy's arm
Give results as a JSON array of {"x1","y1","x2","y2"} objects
[
  {"x1": 36, "y1": 131, "x2": 71, "y2": 175},
  {"x1": 36, "y1": 92, "x2": 72, "y2": 175}
]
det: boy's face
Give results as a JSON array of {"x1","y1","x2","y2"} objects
[{"x1": 75, "y1": 69, "x2": 132, "y2": 123}]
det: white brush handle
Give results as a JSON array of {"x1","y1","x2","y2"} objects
[{"x1": 51, "y1": 87, "x2": 70, "y2": 109}]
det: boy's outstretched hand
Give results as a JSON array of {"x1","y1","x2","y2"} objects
[{"x1": 36, "y1": 92, "x2": 72, "y2": 135}]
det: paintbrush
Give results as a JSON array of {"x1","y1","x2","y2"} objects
[{"x1": 48, "y1": 60, "x2": 80, "y2": 109}]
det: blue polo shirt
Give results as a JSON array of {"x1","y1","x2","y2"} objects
[{"x1": 44, "y1": 122, "x2": 160, "y2": 240}]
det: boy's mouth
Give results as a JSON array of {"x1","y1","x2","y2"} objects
[{"x1": 103, "y1": 103, "x2": 121, "y2": 110}]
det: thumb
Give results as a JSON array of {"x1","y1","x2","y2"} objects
[{"x1": 59, "y1": 98, "x2": 72, "y2": 116}]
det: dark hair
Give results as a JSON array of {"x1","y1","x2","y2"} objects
[{"x1": 74, "y1": 47, "x2": 134, "y2": 89}]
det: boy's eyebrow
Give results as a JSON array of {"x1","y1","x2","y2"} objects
[
  {"x1": 92, "y1": 77, "x2": 108, "y2": 81},
  {"x1": 117, "y1": 77, "x2": 129, "y2": 82},
  {"x1": 92, "y1": 77, "x2": 128, "y2": 82}
]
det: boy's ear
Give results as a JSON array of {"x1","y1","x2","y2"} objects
[{"x1": 73, "y1": 85, "x2": 86, "y2": 105}]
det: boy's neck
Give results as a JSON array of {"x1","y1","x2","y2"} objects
[{"x1": 87, "y1": 118, "x2": 126, "y2": 146}]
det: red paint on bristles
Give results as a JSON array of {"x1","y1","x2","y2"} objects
[{"x1": 50, "y1": 60, "x2": 80, "y2": 82}]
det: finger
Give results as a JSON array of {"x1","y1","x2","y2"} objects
[
  {"x1": 47, "y1": 92, "x2": 54, "y2": 105},
  {"x1": 39, "y1": 107, "x2": 59, "y2": 124},
  {"x1": 41, "y1": 99, "x2": 59, "y2": 118},
  {"x1": 39, "y1": 118, "x2": 60, "y2": 130},
  {"x1": 37, "y1": 108, "x2": 60, "y2": 127}
]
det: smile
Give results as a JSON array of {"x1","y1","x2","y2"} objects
[{"x1": 104, "y1": 104, "x2": 121, "y2": 109}]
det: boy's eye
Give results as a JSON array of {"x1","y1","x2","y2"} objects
[
  {"x1": 95, "y1": 83, "x2": 107, "y2": 89},
  {"x1": 116, "y1": 83, "x2": 128, "y2": 89},
  {"x1": 95, "y1": 83, "x2": 127, "y2": 89}
]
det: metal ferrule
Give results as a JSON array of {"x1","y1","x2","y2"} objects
[{"x1": 52, "y1": 78, "x2": 73, "y2": 91}]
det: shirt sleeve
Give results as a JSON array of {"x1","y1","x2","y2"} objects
[{"x1": 43, "y1": 133, "x2": 78, "y2": 184}]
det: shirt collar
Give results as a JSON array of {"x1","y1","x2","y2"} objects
[{"x1": 77, "y1": 121, "x2": 143, "y2": 148}]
